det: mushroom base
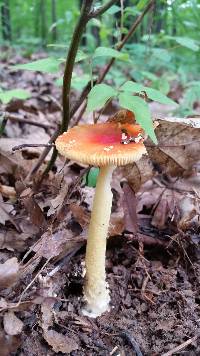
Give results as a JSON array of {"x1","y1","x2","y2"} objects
[
  {"x1": 82, "y1": 282, "x2": 110, "y2": 318},
  {"x1": 82, "y1": 165, "x2": 115, "y2": 318}
]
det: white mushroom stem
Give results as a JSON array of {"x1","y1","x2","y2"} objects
[{"x1": 83, "y1": 165, "x2": 116, "y2": 317}]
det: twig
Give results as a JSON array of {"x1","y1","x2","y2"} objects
[
  {"x1": 88, "y1": 0, "x2": 118, "y2": 18},
  {"x1": 17, "y1": 258, "x2": 51, "y2": 305},
  {"x1": 25, "y1": 127, "x2": 60, "y2": 180},
  {"x1": 12, "y1": 143, "x2": 55, "y2": 151},
  {"x1": 4, "y1": 112, "x2": 55, "y2": 130},
  {"x1": 161, "y1": 335, "x2": 198, "y2": 356},
  {"x1": 72, "y1": 102, "x2": 88, "y2": 126},
  {"x1": 119, "y1": 331, "x2": 144, "y2": 356}
]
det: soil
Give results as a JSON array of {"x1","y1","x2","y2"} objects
[{"x1": 0, "y1": 50, "x2": 200, "y2": 356}]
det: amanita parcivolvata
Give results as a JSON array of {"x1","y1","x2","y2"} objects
[{"x1": 55, "y1": 120, "x2": 146, "y2": 317}]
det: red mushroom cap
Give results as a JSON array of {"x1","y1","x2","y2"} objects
[{"x1": 55, "y1": 122, "x2": 146, "y2": 166}]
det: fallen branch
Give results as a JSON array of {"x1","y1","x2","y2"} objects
[
  {"x1": 4, "y1": 112, "x2": 55, "y2": 130},
  {"x1": 161, "y1": 335, "x2": 198, "y2": 356},
  {"x1": 25, "y1": 127, "x2": 60, "y2": 180},
  {"x1": 12, "y1": 143, "x2": 55, "y2": 151}
]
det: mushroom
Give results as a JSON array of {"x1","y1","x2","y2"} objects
[{"x1": 55, "y1": 121, "x2": 146, "y2": 317}]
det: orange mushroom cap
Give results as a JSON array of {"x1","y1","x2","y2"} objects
[{"x1": 55, "y1": 122, "x2": 146, "y2": 166}]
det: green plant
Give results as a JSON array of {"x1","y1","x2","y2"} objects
[{"x1": 0, "y1": 88, "x2": 31, "y2": 104}]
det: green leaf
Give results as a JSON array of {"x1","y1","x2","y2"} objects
[
  {"x1": 157, "y1": 78, "x2": 170, "y2": 95},
  {"x1": 170, "y1": 36, "x2": 199, "y2": 51},
  {"x1": 0, "y1": 89, "x2": 31, "y2": 104},
  {"x1": 106, "y1": 5, "x2": 121, "y2": 15},
  {"x1": 93, "y1": 47, "x2": 129, "y2": 61},
  {"x1": 121, "y1": 81, "x2": 177, "y2": 105},
  {"x1": 84, "y1": 167, "x2": 100, "y2": 187},
  {"x1": 71, "y1": 74, "x2": 91, "y2": 91},
  {"x1": 120, "y1": 81, "x2": 145, "y2": 92},
  {"x1": 86, "y1": 84, "x2": 117, "y2": 112},
  {"x1": 144, "y1": 87, "x2": 176, "y2": 105},
  {"x1": 75, "y1": 50, "x2": 89, "y2": 62},
  {"x1": 136, "y1": 0, "x2": 148, "y2": 10},
  {"x1": 118, "y1": 93, "x2": 157, "y2": 144},
  {"x1": 140, "y1": 71, "x2": 158, "y2": 82},
  {"x1": 12, "y1": 57, "x2": 60, "y2": 73},
  {"x1": 175, "y1": 37, "x2": 199, "y2": 51}
]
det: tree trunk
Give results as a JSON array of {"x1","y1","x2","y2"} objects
[
  {"x1": 51, "y1": 0, "x2": 57, "y2": 42},
  {"x1": 40, "y1": 0, "x2": 47, "y2": 46},
  {"x1": 1, "y1": 0, "x2": 12, "y2": 41}
]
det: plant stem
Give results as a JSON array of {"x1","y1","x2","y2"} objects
[
  {"x1": 88, "y1": 0, "x2": 118, "y2": 18},
  {"x1": 62, "y1": 0, "x2": 93, "y2": 133}
]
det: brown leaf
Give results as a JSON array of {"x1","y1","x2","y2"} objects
[
  {"x1": 0, "y1": 185, "x2": 16, "y2": 200},
  {"x1": 0, "y1": 329, "x2": 21, "y2": 356},
  {"x1": 47, "y1": 180, "x2": 68, "y2": 216},
  {"x1": 151, "y1": 198, "x2": 169, "y2": 229},
  {"x1": 3, "y1": 312, "x2": 23, "y2": 336},
  {"x1": 0, "y1": 229, "x2": 30, "y2": 252},
  {"x1": 0, "y1": 131, "x2": 51, "y2": 176},
  {"x1": 70, "y1": 204, "x2": 90, "y2": 228},
  {"x1": 121, "y1": 156, "x2": 153, "y2": 193},
  {"x1": 0, "y1": 194, "x2": 14, "y2": 225},
  {"x1": 178, "y1": 196, "x2": 200, "y2": 230},
  {"x1": 33, "y1": 229, "x2": 81, "y2": 259},
  {"x1": 71, "y1": 203, "x2": 124, "y2": 237},
  {"x1": 43, "y1": 329, "x2": 79, "y2": 354},
  {"x1": 41, "y1": 299, "x2": 79, "y2": 354},
  {"x1": 147, "y1": 117, "x2": 200, "y2": 177},
  {"x1": 0, "y1": 257, "x2": 19, "y2": 290},
  {"x1": 20, "y1": 189, "x2": 47, "y2": 232},
  {"x1": 109, "y1": 212, "x2": 124, "y2": 236},
  {"x1": 41, "y1": 298, "x2": 54, "y2": 331},
  {"x1": 122, "y1": 181, "x2": 138, "y2": 233}
]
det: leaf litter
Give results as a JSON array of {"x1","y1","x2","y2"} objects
[{"x1": 0, "y1": 52, "x2": 200, "y2": 355}]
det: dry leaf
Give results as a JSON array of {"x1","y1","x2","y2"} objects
[
  {"x1": 20, "y1": 189, "x2": 47, "y2": 232},
  {"x1": 109, "y1": 212, "x2": 124, "y2": 236},
  {"x1": 71, "y1": 203, "x2": 124, "y2": 236},
  {"x1": 0, "y1": 194, "x2": 14, "y2": 225},
  {"x1": 122, "y1": 156, "x2": 153, "y2": 193},
  {"x1": 3, "y1": 312, "x2": 23, "y2": 335},
  {"x1": 47, "y1": 180, "x2": 68, "y2": 216},
  {"x1": 0, "y1": 131, "x2": 51, "y2": 176},
  {"x1": 0, "y1": 329, "x2": 21, "y2": 356},
  {"x1": 70, "y1": 204, "x2": 90, "y2": 228},
  {"x1": 147, "y1": 117, "x2": 200, "y2": 177},
  {"x1": 41, "y1": 298, "x2": 55, "y2": 331},
  {"x1": 0, "y1": 257, "x2": 19, "y2": 290},
  {"x1": 0, "y1": 185, "x2": 16, "y2": 200},
  {"x1": 41, "y1": 299, "x2": 79, "y2": 354},
  {"x1": 0, "y1": 229, "x2": 30, "y2": 251},
  {"x1": 122, "y1": 181, "x2": 138, "y2": 233},
  {"x1": 43, "y1": 329, "x2": 79, "y2": 354},
  {"x1": 178, "y1": 195, "x2": 200, "y2": 230},
  {"x1": 151, "y1": 198, "x2": 170, "y2": 229},
  {"x1": 33, "y1": 229, "x2": 81, "y2": 259}
]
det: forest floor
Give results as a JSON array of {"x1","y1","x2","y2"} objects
[{"x1": 1, "y1": 51, "x2": 200, "y2": 356}]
